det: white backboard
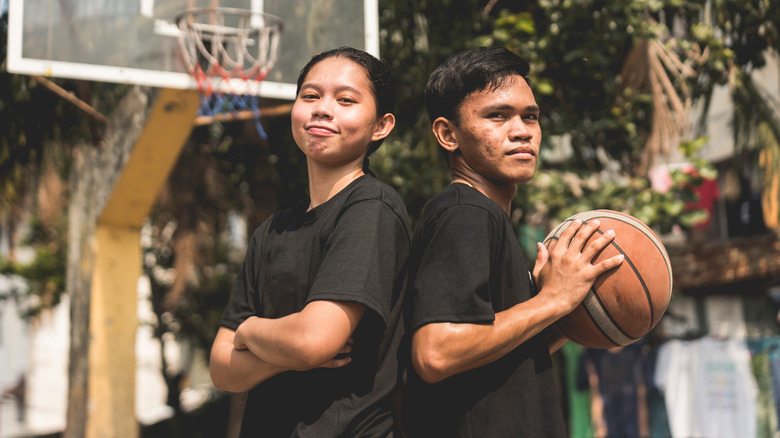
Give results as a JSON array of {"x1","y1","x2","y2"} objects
[{"x1": 7, "y1": 0, "x2": 380, "y2": 101}]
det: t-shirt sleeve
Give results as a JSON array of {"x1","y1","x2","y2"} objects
[
  {"x1": 409, "y1": 204, "x2": 498, "y2": 331},
  {"x1": 305, "y1": 198, "x2": 409, "y2": 327},
  {"x1": 219, "y1": 224, "x2": 266, "y2": 331}
]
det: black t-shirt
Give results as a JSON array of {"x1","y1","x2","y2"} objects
[
  {"x1": 220, "y1": 175, "x2": 411, "y2": 438},
  {"x1": 402, "y1": 183, "x2": 566, "y2": 438}
]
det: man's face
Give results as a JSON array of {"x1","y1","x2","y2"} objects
[{"x1": 450, "y1": 76, "x2": 541, "y2": 186}]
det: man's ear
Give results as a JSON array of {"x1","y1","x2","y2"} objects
[
  {"x1": 431, "y1": 117, "x2": 458, "y2": 153},
  {"x1": 371, "y1": 113, "x2": 396, "y2": 142}
]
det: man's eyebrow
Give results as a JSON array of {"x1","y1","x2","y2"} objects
[{"x1": 482, "y1": 104, "x2": 540, "y2": 112}]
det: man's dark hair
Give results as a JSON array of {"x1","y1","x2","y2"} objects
[{"x1": 425, "y1": 47, "x2": 531, "y2": 125}]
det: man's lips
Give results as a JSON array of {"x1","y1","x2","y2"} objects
[{"x1": 507, "y1": 147, "x2": 536, "y2": 157}]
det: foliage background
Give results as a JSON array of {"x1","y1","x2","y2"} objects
[{"x1": 0, "y1": 0, "x2": 779, "y2": 435}]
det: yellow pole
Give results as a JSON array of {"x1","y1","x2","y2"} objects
[
  {"x1": 87, "y1": 88, "x2": 199, "y2": 438},
  {"x1": 760, "y1": 145, "x2": 779, "y2": 230},
  {"x1": 88, "y1": 226, "x2": 142, "y2": 435}
]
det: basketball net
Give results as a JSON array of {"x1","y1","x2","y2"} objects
[{"x1": 176, "y1": 7, "x2": 282, "y2": 139}]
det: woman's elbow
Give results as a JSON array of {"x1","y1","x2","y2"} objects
[
  {"x1": 209, "y1": 344, "x2": 250, "y2": 392},
  {"x1": 210, "y1": 365, "x2": 242, "y2": 393},
  {"x1": 288, "y1": 333, "x2": 344, "y2": 370}
]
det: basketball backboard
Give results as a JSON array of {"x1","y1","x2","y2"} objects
[{"x1": 6, "y1": 0, "x2": 379, "y2": 101}]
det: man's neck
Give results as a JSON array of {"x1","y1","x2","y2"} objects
[{"x1": 450, "y1": 173, "x2": 517, "y2": 215}]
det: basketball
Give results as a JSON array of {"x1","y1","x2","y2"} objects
[{"x1": 542, "y1": 210, "x2": 673, "y2": 348}]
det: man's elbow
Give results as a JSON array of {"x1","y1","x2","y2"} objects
[{"x1": 412, "y1": 349, "x2": 451, "y2": 384}]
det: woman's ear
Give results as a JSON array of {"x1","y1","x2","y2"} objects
[
  {"x1": 431, "y1": 117, "x2": 458, "y2": 153},
  {"x1": 371, "y1": 113, "x2": 396, "y2": 142}
]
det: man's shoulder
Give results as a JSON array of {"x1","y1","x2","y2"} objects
[{"x1": 422, "y1": 183, "x2": 503, "y2": 221}]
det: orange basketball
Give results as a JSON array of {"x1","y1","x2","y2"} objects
[{"x1": 543, "y1": 210, "x2": 673, "y2": 348}]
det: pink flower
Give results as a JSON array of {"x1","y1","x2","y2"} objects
[{"x1": 649, "y1": 166, "x2": 673, "y2": 194}]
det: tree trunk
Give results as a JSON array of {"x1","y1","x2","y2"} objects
[{"x1": 64, "y1": 86, "x2": 158, "y2": 438}]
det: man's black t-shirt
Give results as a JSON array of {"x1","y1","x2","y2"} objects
[
  {"x1": 220, "y1": 175, "x2": 411, "y2": 437},
  {"x1": 403, "y1": 183, "x2": 566, "y2": 438}
]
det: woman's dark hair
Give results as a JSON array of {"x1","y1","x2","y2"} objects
[
  {"x1": 425, "y1": 46, "x2": 531, "y2": 125},
  {"x1": 296, "y1": 47, "x2": 395, "y2": 156}
]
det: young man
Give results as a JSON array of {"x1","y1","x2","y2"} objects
[{"x1": 402, "y1": 47, "x2": 624, "y2": 437}]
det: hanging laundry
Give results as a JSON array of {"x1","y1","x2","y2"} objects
[
  {"x1": 655, "y1": 337, "x2": 758, "y2": 438},
  {"x1": 581, "y1": 339, "x2": 647, "y2": 438}
]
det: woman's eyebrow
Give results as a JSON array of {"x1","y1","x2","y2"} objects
[
  {"x1": 299, "y1": 83, "x2": 364, "y2": 96},
  {"x1": 298, "y1": 83, "x2": 323, "y2": 93}
]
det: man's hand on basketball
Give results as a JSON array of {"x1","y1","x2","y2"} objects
[{"x1": 536, "y1": 219, "x2": 624, "y2": 313}]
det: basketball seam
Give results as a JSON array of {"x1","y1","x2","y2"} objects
[
  {"x1": 605, "y1": 234, "x2": 655, "y2": 332},
  {"x1": 542, "y1": 233, "x2": 637, "y2": 347},
  {"x1": 581, "y1": 288, "x2": 630, "y2": 347},
  {"x1": 583, "y1": 229, "x2": 644, "y2": 344},
  {"x1": 584, "y1": 211, "x2": 673, "y2": 297},
  {"x1": 547, "y1": 225, "x2": 657, "y2": 331}
]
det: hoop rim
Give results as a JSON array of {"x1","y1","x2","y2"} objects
[
  {"x1": 174, "y1": 7, "x2": 284, "y2": 33},
  {"x1": 174, "y1": 4, "x2": 284, "y2": 118}
]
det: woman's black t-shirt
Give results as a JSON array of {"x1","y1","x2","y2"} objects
[
  {"x1": 403, "y1": 183, "x2": 566, "y2": 438},
  {"x1": 220, "y1": 175, "x2": 411, "y2": 437}
]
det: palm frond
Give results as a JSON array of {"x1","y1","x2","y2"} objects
[
  {"x1": 729, "y1": 59, "x2": 780, "y2": 231},
  {"x1": 619, "y1": 17, "x2": 706, "y2": 175},
  {"x1": 729, "y1": 65, "x2": 780, "y2": 153}
]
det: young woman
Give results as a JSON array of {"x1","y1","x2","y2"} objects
[{"x1": 210, "y1": 47, "x2": 410, "y2": 437}]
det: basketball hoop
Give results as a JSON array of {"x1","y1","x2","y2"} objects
[{"x1": 175, "y1": 7, "x2": 283, "y2": 139}]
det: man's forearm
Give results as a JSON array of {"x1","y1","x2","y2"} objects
[{"x1": 412, "y1": 294, "x2": 562, "y2": 383}]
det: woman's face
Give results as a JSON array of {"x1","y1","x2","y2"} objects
[{"x1": 291, "y1": 56, "x2": 384, "y2": 168}]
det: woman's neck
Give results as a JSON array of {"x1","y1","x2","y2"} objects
[{"x1": 307, "y1": 161, "x2": 365, "y2": 210}]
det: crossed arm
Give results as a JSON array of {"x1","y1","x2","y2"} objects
[
  {"x1": 210, "y1": 300, "x2": 365, "y2": 393},
  {"x1": 411, "y1": 219, "x2": 624, "y2": 384}
]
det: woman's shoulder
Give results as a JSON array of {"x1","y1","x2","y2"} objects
[
  {"x1": 257, "y1": 201, "x2": 307, "y2": 235},
  {"x1": 345, "y1": 175, "x2": 406, "y2": 208}
]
